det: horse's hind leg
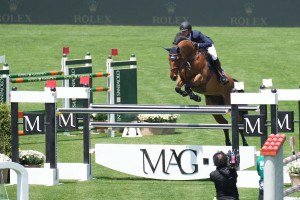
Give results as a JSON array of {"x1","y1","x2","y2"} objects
[
  {"x1": 239, "y1": 111, "x2": 248, "y2": 146},
  {"x1": 239, "y1": 129, "x2": 248, "y2": 146},
  {"x1": 212, "y1": 115, "x2": 231, "y2": 146},
  {"x1": 227, "y1": 92, "x2": 249, "y2": 146},
  {"x1": 206, "y1": 95, "x2": 231, "y2": 146}
]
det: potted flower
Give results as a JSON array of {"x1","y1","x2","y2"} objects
[
  {"x1": 19, "y1": 150, "x2": 45, "y2": 168},
  {"x1": 286, "y1": 159, "x2": 300, "y2": 186},
  {"x1": 137, "y1": 114, "x2": 180, "y2": 135},
  {"x1": 0, "y1": 154, "x2": 11, "y2": 162},
  {"x1": 0, "y1": 153, "x2": 11, "y2": 183}
]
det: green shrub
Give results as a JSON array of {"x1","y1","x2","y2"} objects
[
  {"x1": 91, "y1": 113, "x2": 108, "y2": 121},
  {"x1": 0, "y1": 103, "x2": 11, "y2": 158}
]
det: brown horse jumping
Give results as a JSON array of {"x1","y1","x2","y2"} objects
[{"x1": 164, "y1": 35, "x2": 248, "y2": 146}]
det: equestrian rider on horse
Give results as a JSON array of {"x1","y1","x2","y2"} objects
[{"x1": 179, "y1": 21, "x2": 229, "y2": 85}]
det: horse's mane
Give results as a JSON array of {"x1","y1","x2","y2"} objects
[{"x1": 173, "y1": 32, "x2": 188, "y2": 45}]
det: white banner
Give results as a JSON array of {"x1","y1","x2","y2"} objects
[{"x1": 95, "y1": 144, "x2": 256, "y2": 180}]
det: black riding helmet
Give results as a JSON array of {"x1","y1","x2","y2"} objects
[{"x1": 179, "y1": 21, "x2": 192, "y2": 31}]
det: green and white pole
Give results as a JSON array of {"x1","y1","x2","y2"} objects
[
  {"x1": 66, "y1": 52, "x2": 93, "y2": 109},
  {"x1": 9, "y1": 70, "x2": 63, "y2": 78},
  {"x1": 10, "y1": 73, "x2": 108, "y2": 83},
  {"x1": 106, "y1": 55, "x2": 115, "y2": 137},
  {"x1": 130, "y1": 54, "x2": 137, "y2": 69},
  {"x1": 106, "y1": 54, "x2": 138, "y2": 137},
  {"x1": 85, "y1": 52, "x2": 93, "y2": 104},
  {"x1": 62, "y1": 54, "x2": 69, "y2": 108},
  {"x1": 0, "y1": 63, "x2": 10, "y2": 105}
]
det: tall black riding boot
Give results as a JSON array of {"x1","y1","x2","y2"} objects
[{"x1": 213, "y1": 58, "x2": 229, "y2": 85}]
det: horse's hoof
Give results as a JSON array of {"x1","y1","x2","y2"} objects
[
  {"x1": 182, "y1": 91, "x2": 188, "y2": 97},
  {"x1": 190, "y1": 94, "x2": 201, "y2": 102},
  {"x1": 243, "y1": 139, "x2": 249, "y2": 146},
  {"x1": 226, "y1": 139, "x2": 232, "y2": 146}
]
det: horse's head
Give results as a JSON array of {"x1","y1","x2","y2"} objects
[
  {"x1": 164, "y1": 38, "x2": 196, "y2": 81},
  {"x1": 164, "y1": 45, "x2": 182, "y2": 81}
]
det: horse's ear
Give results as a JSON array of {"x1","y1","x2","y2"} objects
[{"x1": 163, "y1": 47, "x2": 171, "y2": 52}]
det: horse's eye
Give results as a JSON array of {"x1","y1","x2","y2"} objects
[{"x1": 170, "y1": 55, "x2": 177, "y2": 61}]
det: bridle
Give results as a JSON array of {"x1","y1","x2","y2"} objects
[
  {"x1": 169, "y1": 45, "x2": 182, "y2": 74},
  {"x1": 169, "y1": 43, "x2": 203, "y2": 75}
]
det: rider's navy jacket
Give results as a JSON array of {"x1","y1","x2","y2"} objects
[{"x1": 189, "y1": 30, "x2": 214, "y2": 49}]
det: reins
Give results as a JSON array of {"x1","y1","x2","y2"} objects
[
  {"x1": 169, "y1": 40, "x2": 207, "y2": 77},
  {"x1": 169, "y1": 40, "x2": 214, "y2": 85}
]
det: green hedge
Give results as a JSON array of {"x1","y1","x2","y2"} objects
[{"x1": 0, "y1": 103, "x2": 11, "y2": 158}]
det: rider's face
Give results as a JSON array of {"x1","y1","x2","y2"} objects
[{"x1": 182, "y1": 30, "x2": 190, "y2": 37}]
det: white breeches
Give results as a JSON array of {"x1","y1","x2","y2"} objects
[{"x1": 208, "y1": 45, "x2": 218, "y2": 60}]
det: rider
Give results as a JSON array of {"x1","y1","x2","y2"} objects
[{"x1": 179, "y1": 21, "x2": 229, "y2": 85}]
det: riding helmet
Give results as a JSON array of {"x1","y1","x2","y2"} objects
[{"x1": 179, "y1": 21, "x2": 192, "y2": 31}]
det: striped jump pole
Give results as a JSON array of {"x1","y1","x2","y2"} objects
[
  {"x1": 283, "y1": 152, "x2": 300, "y2": 164},
  {"x1": 0, "y1": 52, "x2": 97, "y2": 106},
  {"x1": 90, "y1": 87, "x2": 110, "y2": 92},
  {"x1": 284, "y1": 184, "x2": 300, "y2": 197},
  {"x1": 9, "y1": 70, "x2": 64, "y2": 78},
  {"x1": 10, "y1": 72, "x2": 110, "y2": 83}
]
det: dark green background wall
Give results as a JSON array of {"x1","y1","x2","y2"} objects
[{"x1": 0, "y1": 0, "x2": 298, "y2": 27}]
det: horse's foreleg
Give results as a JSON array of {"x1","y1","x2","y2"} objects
[
  {"x1": 175, "y1": 87, "x2": 189, "y2": 97},
  {"x1": 188, "y1": 90, "x2": 201, "y2": 102},
  {"x1": 185, "y1": 74, "x2": 206, "y2": 102},
  {"x1": 182, "y1": 82, "x2": 201, "y2": 102},
  {"x1": 175, "y1": 79, "x2": 189, "y2": 97}
]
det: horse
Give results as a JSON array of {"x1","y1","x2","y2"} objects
[{"x1": 164, "y1": 33, "x2": 248, "y2": 146}]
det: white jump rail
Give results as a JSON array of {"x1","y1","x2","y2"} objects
[
  {"x1": 10, "y1": 89, "x2": 59, "y2": 186},
  {"x1": 260, "y1": 88, "x2": 300, "y2": 101},
  {"x1": 48, "y1": 86, "x2": 92, "y2": 181},
  {"x1": 0, "y1": 162, "x2": 28, "y2": 200}
]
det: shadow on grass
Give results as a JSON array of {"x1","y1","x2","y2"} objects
[
  {"x1": 92, "y1": 175, "x2": 212, "y2": 184},
  {"x1": 21, "y1": 136, "x2": 88, "y2": 145}
]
